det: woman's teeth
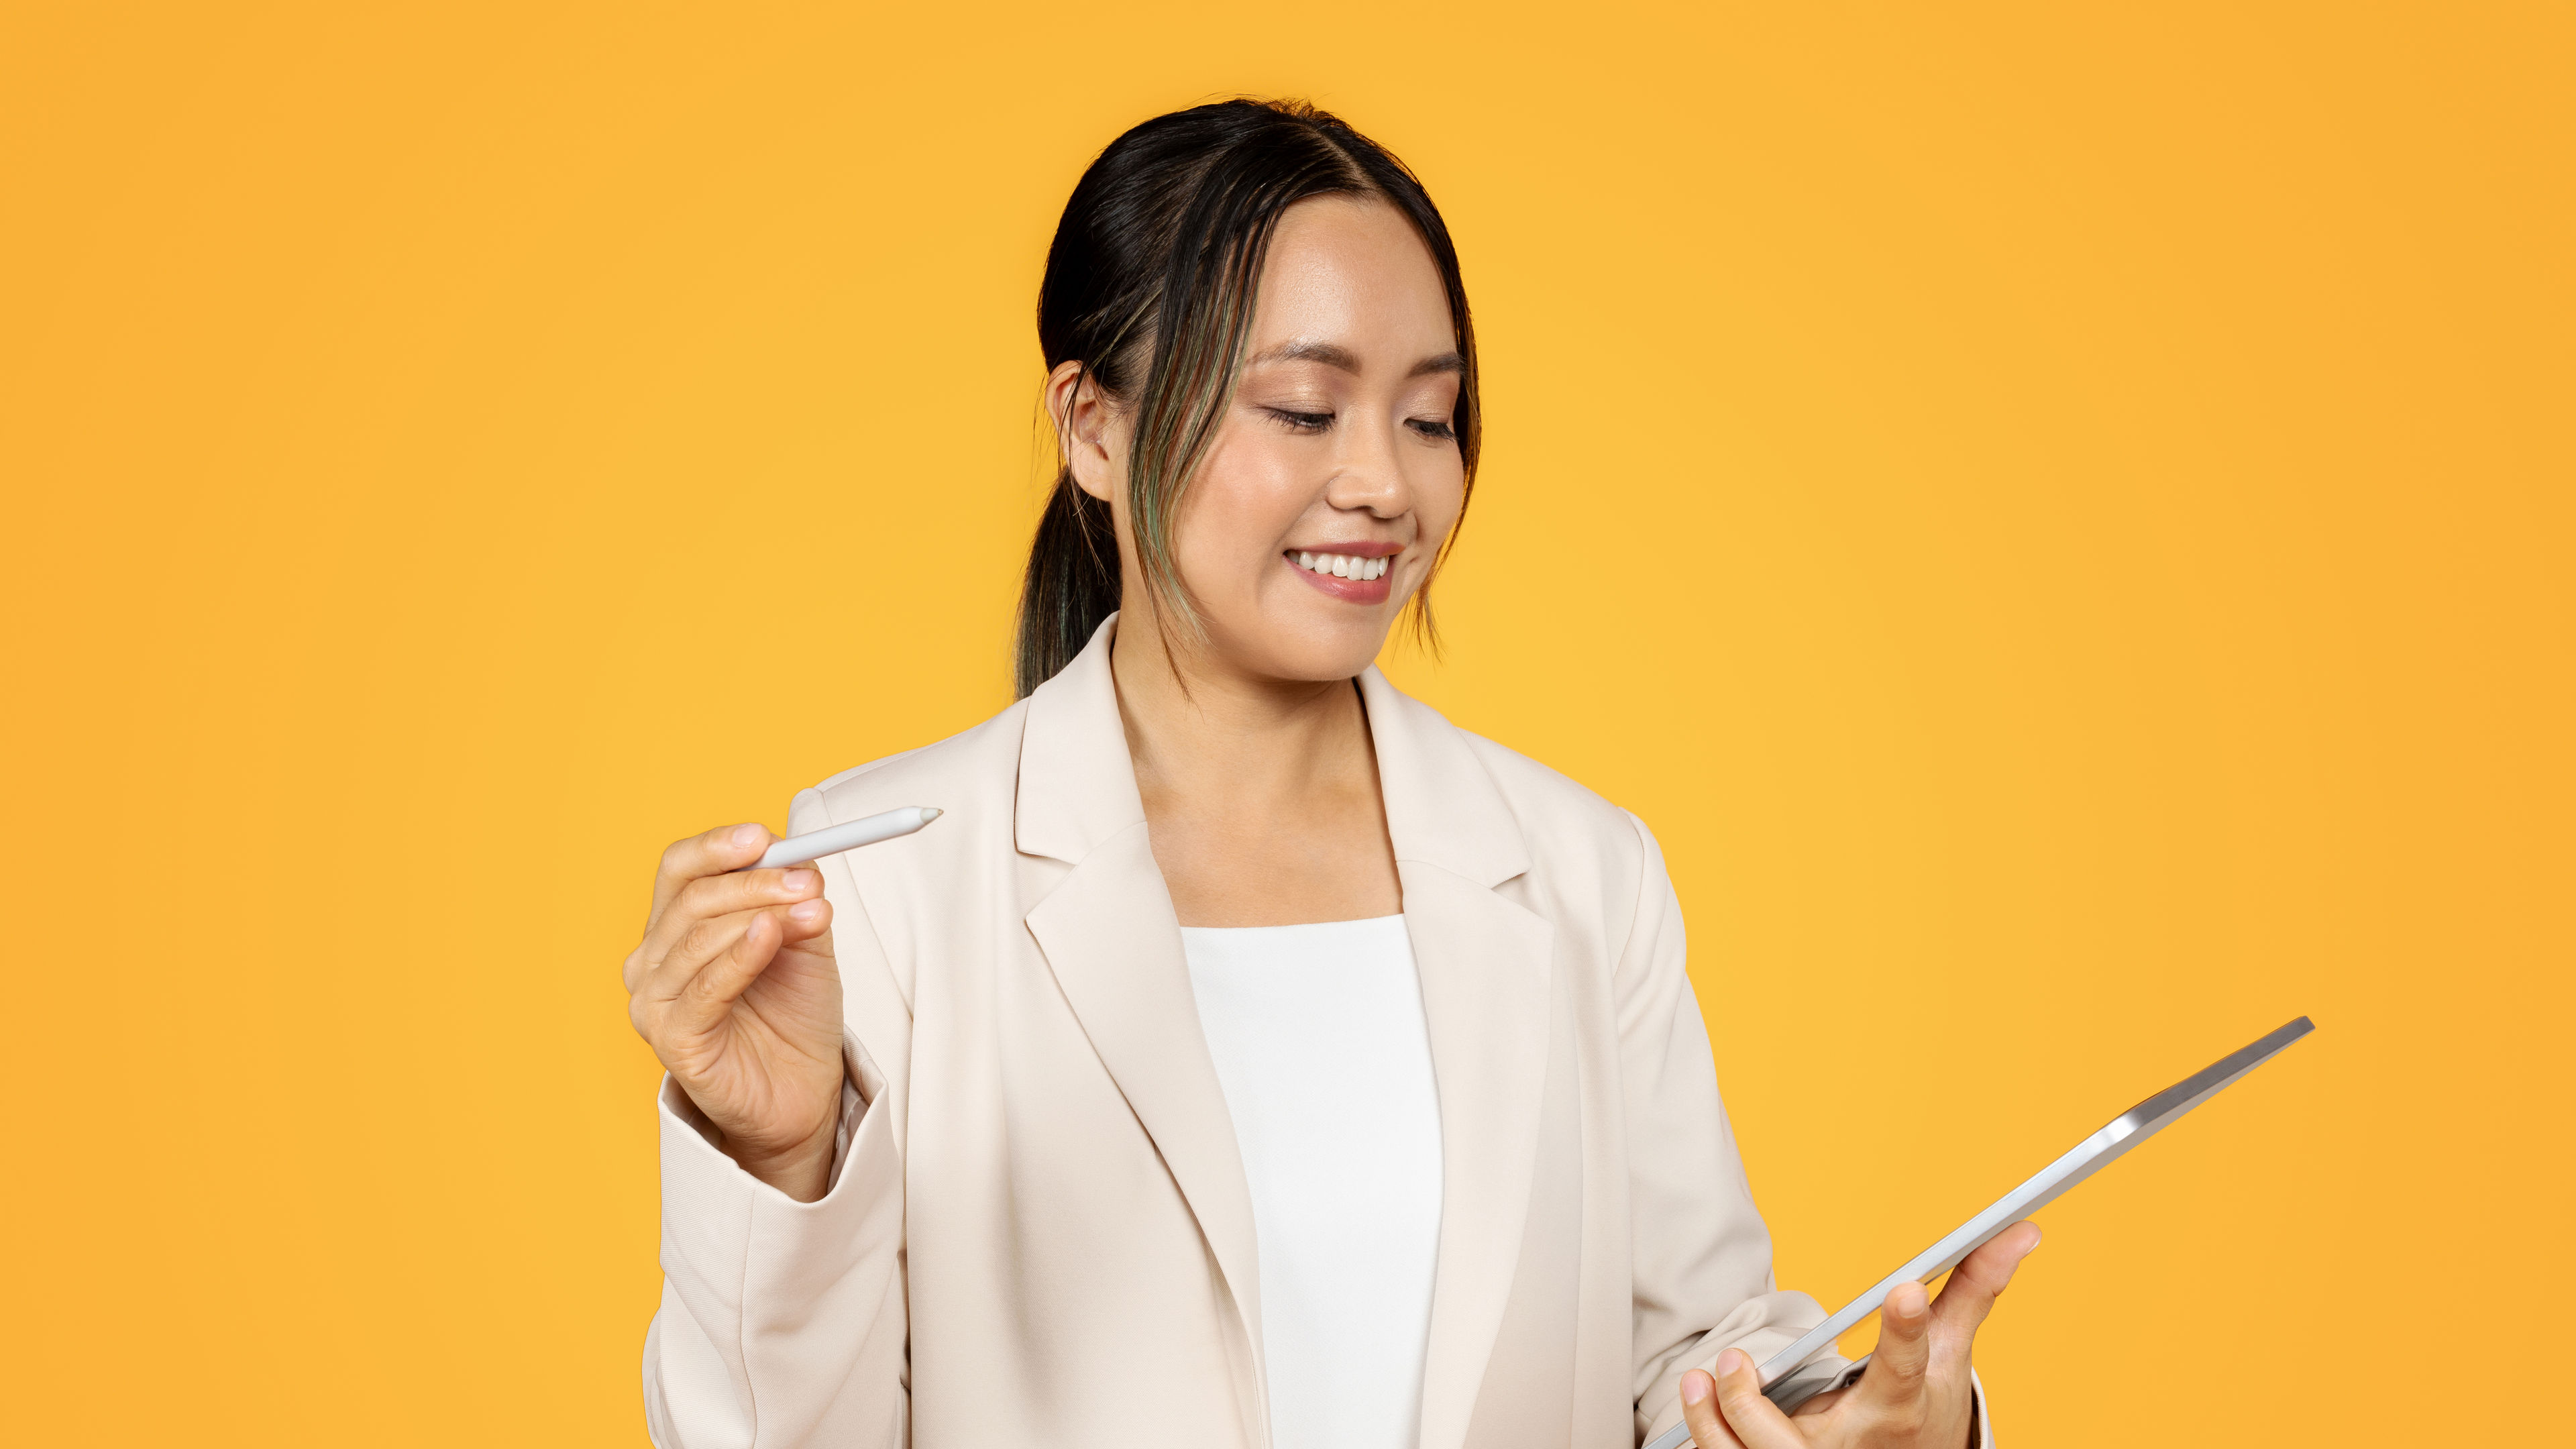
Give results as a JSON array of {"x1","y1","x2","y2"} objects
[{"x1": 1293, "y1": 551, "x2": 1391, "y2": 581}]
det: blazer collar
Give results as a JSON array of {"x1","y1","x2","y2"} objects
[
  {"x1": 1354, "y1": 664, "x2": 1530, "y2": 889},
  {"x1": 1016, "y1": 613, "x2": 1532, "y2": 890},
  {"x1": 1014, "y1": 615, "x2": 1148, "y2": 867}
]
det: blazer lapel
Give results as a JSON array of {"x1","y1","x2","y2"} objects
[
  {"x1": 1023, "y1": 832, "x2": 1267, "y2": 1354},
  {"x1": 1359, "y1": 669, "x2": 1555, "y2": 1449},
  {"x1": 1402, "y1": 864, "x2": 1554, "y2": 1449},
  {"x1": 1016, "y1": 619, "x2": 1269, "y2": 1399}
]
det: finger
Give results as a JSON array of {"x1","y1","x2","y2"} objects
[
  {"x1": 643, "y1": 867, "x2": 823, "y2": 961},
  {"x1": 1708, "y1": 1349, "x2": 1805, "y2": 1449},
  {"x1": 1850, "y1": 1279, "x2": 1934, "y2": 1411},
  {"x1": 647, "y1": 823, "x2": 774, "y2": 930},
  {"x1": 775, "y1": 894, "x2": 835, "y2": 955},
  {"x1": 665, "y1": 906, "x2": 798, "y2": 1037},
  {"x1": 1933, "y1": 1220, "x2": 2042, "y2": 1339},
  {"x1": 638, "y1": 897, "x2": 830, "y2": 1056},
  {"x1": 643, "y1": 903, "x2": 769, "y2": 1004},
  {"x1": 1677, "y1": 1368, "x2": 1748, "y2": 1448}
]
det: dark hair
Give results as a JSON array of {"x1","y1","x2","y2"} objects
[{"x1": 1014, "y1": 98, "x2": 1481, "y2": 698}]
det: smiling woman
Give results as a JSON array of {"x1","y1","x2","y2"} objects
[
  {"x1": 620, "y1": 98, "x2": 2034, "y2": 1449},
  {"x1": 1018, "y1": 100, "x2": 1479, "y2": 696}
]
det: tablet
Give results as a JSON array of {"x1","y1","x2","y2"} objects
[{"x1": 1644, "y1": 1014, "x2": 2314, "y2": 1445}]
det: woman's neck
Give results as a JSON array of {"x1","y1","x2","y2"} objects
[
  {"x1": 1109, "y1": 612, "x2": 1375, "y2": 812},
  {"x1": 1107, "y1": 610, "x2": 1401, "y2": 926}
]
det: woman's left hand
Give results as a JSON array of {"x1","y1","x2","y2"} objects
[{"x1": 1676, "y1": 1222, "x2": 2042, "y2": 1449}]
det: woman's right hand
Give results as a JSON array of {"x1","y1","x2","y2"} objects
[{"x1": 625, "y1": 823, "x2": 845, "y2": 1201}]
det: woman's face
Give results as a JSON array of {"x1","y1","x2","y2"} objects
[{"x1": 1068, "y1": 195, "x2": 1468, "y2": 684}]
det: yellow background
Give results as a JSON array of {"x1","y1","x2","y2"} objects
[{"x1": 3, "y1": 3, "x2": 2567, "y2": 1444}]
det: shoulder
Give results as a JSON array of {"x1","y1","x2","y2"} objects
[
  {"x1": 781, "y1": 694, "x2": 1033, "y2": 1001},
  {"x1": 1441, "y1": 716, "x2": 1632, "y2": 833},
  {"x1": 1377, "y1": 683, "x2": 1662, "y2": 912},
  {"x1": 1399, "y1": 699, "x2": 1683, "y2": 977},
  {"x1": 1456, "y1": 725, "x2": 1648, "y2": 851},
  {"x1": 786, "y1": 695, "x2": 1032, "y2": 837}
]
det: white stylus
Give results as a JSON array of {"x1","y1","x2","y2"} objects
[{"x1": 743, "y1": 806, "x2": 943, "y2": 870}]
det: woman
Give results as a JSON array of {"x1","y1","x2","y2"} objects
[{"x1": 623, "y1": 99, "x2": 2038, "y2": 1449}]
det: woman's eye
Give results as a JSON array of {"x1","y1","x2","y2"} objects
[
  {"x1": 1407, "y1": 417, "x2": 1458, "y2": 442},
  {"x1": 1266, "y1": 408, "x2": 1334, "y2": 433}
]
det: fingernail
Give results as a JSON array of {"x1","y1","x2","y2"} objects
[
  {"x1": 732, "y1": 824, "x2": 764, "y2": 849},
  {"x1": 1715, "y1": 1349, "x2": 1744, "y2": 1378},
  {"x1": 782, "y1": 869, "x2": 817, "y2": 893},
  {"x1": 789, "y1": 899, "x2": 823, "y2": 923},
  {"x1": 1681, "y1": 1371, "x2": 1710, "y2": 1405}
]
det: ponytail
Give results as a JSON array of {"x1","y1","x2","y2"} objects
[{"x1": 1014, "y1": 468, "x2": 1122, "y2": 698}]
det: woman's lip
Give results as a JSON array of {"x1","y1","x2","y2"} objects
[
  {"x1": 1285, "y1": 553, "x2": 1394, "y2": 604},
  {"x1": 1285, "y1": 540, "x2": 1404, "y2": 558}
]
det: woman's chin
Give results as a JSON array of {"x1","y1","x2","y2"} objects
[
  {"x1": 1193, "y1": 607, "x2": 1397, "y2": 684},
  {"x1": 1265, "y1": 617, "x2": 1405, "y2": 683}
]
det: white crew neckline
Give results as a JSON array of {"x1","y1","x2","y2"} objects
[{"x1": 1179, "y1": 912, "x2": 1406, "y2": 933}]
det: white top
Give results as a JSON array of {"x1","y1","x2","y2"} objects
[{"x1": 1182, "y1": 914, "x2": 1444, "y2": 1449}]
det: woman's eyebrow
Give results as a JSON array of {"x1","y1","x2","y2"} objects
[
  {"x1": 1250, "y1": 339, "x2": 1363, "y2": 372},
  {"x1": 1246, "y1": 341, "x2": 1466, "y2": 379}
]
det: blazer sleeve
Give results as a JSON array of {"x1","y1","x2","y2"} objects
[
  {"x1": 641, "y1": 787, "x2": 912, "y2": 1449},
  {"x1": 1617, "y1": 810, "x2": 1848, "y2": 1442},
  {"x1": 1617, "y1": 812, "x2": 1997, "y2": 1447}
]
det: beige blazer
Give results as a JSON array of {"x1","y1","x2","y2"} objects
[{"x1": 644, "y1": 620, "x2": 1874, "y2": 1448}]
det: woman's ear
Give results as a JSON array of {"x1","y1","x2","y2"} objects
[{"x1": 1045, "y1": 360, "x2": 1121, "y2": 504}]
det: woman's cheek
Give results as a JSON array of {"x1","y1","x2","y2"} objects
[
  {"x1": 1413, "y1": 467, "x2": 1466, "y2": 561},
  {"x1": 1203, "y1": 445, "x2": 1311, "y2": 574},
  {"x1": 1171, "y1": 480, "x2": 1288, "y2": 612}
]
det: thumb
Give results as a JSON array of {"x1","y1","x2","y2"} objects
[{"x1": 1677, "y1": 1367, "x2": 1748, "y2": 1448}]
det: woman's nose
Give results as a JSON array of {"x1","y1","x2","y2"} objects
[{"x1": 1323, "y1": 416, "x2": 1413, "y2": 517}]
